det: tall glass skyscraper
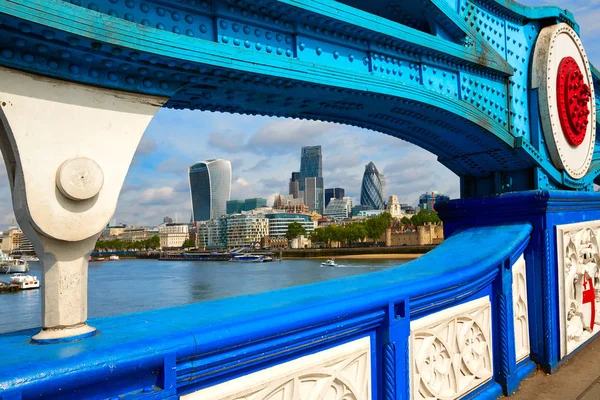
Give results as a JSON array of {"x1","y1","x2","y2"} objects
[
  {"x1": 299, "y1": 146, "x2": 322, "y2": 191},
  {"x1": 189, "y1": 159, "x2": 232, "y2": 221},
  {"x1": 289, "y1": 171, "x2": 301, "y2": 198},
  {"x1": 304, "y1": 177, "x2": 324, "y2": 214},
  {"x1": 360, "y1": 162, "x2": 385, "y2": 210},
  {"x1": 325, "y1": 187, "x2": 345, "y2": 207}
]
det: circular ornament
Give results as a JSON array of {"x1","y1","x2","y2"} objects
[
  {"x1": 556, "y1": 57, "x2": 591, "y2": 146},
  {"x1": 532, "y1": 23, "x2": 596, "y2": 179}
]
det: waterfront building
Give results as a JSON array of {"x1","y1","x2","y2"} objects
[
  {"x1": 324, "y1": 187, "x2": 345, "y2": 207},
  {"x1": 102, "y1": 224, "x2": 127, "y2": 238},
  {"x1": 351, "y1": 204, "x2": 371, "y2": 217},
  {"x1": 260, "y1": 236, "x2": 289, "y2": 250},
  {"x1": 289, "y1": 172, "x2": 301, "y2": 198},
  {"x1": 385, "y1": 224, "x2": 444, "y2": 246},
  {"x1": 226, "y1": 214, "x2": 269, "y2": 249},
  {"x1": 119, "y1": 227, "x2": 158, "y2": 243},
  {"x1": 418, "y1": 191, "x2": 450, "y2": 211},
  {"x1": 158, "y1": 223, "x2": 189, "y2": 249},
  {"x1": 1, "y1": 227, "x2": 34, "y2": 254},
  {"x1": 386, "y1": 195, "x2": 402, "y2": 219},
  {"x1": 360, "y1": 162, "x2": 385, "y2": 210},
  {"x1": 299, "y1": 145, "x2": 322, "y2": 192},
  {"x1": 265, "y1": 212, "x2": 316, "y2": 238},
  {"x1": 189, "y1": 159, "x2": 232, "y2": 221},
  {"x1": 324, "y1": 197, "x2": 353, "y2": 219},
  {"x1": 205, "y1": 218, "x2": 227, "y2": 250},
  {"x1": 304, "y1": 176, "x2": 324, "y2": 214},
  {"x1": 358, "y1": 210, "x2": 386, "y2": 218}
]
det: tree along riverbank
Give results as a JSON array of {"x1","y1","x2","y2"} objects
[{"x1": 281, "y1": 245, "x2": 435, "y2": 259}]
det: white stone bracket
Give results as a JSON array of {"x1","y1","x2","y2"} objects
[{"x1": 0, "y1": 67, "x2": 166, "y2": 341}]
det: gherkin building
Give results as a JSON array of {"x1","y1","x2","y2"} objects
[{"x1": 360, "y1": 162, "x2": 385, "y2": 210}]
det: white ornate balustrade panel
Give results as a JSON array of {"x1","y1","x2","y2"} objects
[
  {"x1": 182, "y1": 336, "x2": 371, "y2": 400},
  {"x1": 557, "y1": 220, "x2": 600, "y2": 358},
  {"x1": 512, "y1": 254, "x2": 530, "y2": 362},
  {"x1": 410, "y1": 297, "x2": 492, "y2": 400}
]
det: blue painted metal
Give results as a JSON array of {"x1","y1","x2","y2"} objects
[
  {"x1": 0, "y1": 222, "x2": 531, "y2": 398},
  {"x1": 0, "y1": 0, "x2": 596, "y2": 194}
]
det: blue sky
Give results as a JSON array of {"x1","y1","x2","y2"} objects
[{"x1": 0, "y1": 0, "x2": 597, "y2": 229}]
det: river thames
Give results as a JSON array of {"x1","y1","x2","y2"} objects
[{"x1": 0, "y1": 258, "x2": 409, "y2": 334}]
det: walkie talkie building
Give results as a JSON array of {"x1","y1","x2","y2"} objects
[{"x1": 189, "y1": 159, "x2": 232, "y2": 221}]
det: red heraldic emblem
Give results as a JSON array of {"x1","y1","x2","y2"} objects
[
  {"x1": 557, "y1": 56, "x2": 592, "y2": 146},
  {"x1": 582, "y1": 275, "x2": 596, "y2": 331}
]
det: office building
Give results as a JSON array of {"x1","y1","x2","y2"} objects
[
  {"x1": 400, "y1": 204, "x2": 417, "y2": 215},
  {"x1": 227, "y1": 198, "x2": 267, "y2": 214},
  {"x1": 304, "y1": 176, "x2": 324, "y2": 214},
  {"x1": 158, "y1": 223, "x2": 189, "y2": 249},
  {"x1": 325, "y1": 188, "x2": 345, "y2": 207},
  {"x1": 189, "y1": 159, "x2": 232, "y2": 221},
  {"x1": 163, "y1": 216, "x2": 173, "y2": 224},
  {"x1": 360, "y1": 162, "x2": 385, "y2": 210},
  {"x1": 265, "y1": 212, "x2": 316, "y2": 238},
  {"x1": 419, "y1": 191, "x2": 450, "y2": 211},
  {"x1": 299, "y1": 145, "x2": 322, "y2": 191},
  {"x1": 352, "y1": 204, "x2": 371, "y2": 217},
  {"x1": 289, "y1": 172, "x2": 301, "y2": 198},
  {"x1": 324, "y1": 197, "x2": 353, "y2": 219},
  {"x1": 226, "y1": 214, "x2": 269, "y2": 249}
]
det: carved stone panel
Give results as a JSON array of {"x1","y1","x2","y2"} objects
[
  {"x1": 183, "y1": 336, "x2": 371, "y2": 400},
  {"x1": 512, "y1": 254, "x2": 530, "y2": 362},
  {"x1": 410, "y1": 297, "x2": 492, "y2": 400},
  {"x1": 557, "y1": 221, "x2": 600, "y2": 358}
]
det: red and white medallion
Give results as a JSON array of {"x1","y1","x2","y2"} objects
[{"x1": 532, "y1": 23, "x2": 596, "y2": 179}]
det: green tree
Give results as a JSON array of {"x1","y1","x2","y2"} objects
[
  {"x1": 286, "y1": 222, "x2": 307, "y2": 240},
  {"x1": 183, "y1": 239, "x2": 195, "y2": 248}
]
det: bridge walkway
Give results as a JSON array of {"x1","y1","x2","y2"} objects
[{"x1": 505, "y1": 337, "x2": 600, "y2": 400}]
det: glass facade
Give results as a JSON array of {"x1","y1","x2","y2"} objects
[
  {"x1": 360, "y1": 162, "x2": 385, "y2": 210},
  {"x1": 289, "y1": 172, "x2": 300, "y2": 198},
  {"x1": 299, "y1": 145, "x2": 322, "y2": 191},
  {"x1": 304, "y1": 176, "x2": 324, "y2": 214},
  {"x1": 189, "y1": 159, "x2": 232, "y2": 221},
  {"x1": 265, "y1": 213, "x2": 316, "y2": 237},
  {"x1": 226, "y1": 200, "x2": 244, "y2": 214},
  {"x1": 323, "y1": 197, "x2": 352, "y2": 219},
  {"x1": 325, "y1": 187, "x2": 345, "y2": 207},
  {"x1": 418, "y1": 192, "x2": 450, "y2": 211}
]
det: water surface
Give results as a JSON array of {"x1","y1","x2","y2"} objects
[{"x1": 0, "y1": 258, "x2": 408, "y2": 334}]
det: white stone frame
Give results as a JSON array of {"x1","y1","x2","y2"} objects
[
  {"x1": 410, "y1": 297, "x2": 492, "y2": 400},
  {"x1": 512, "y1": 254, "x2": 530, "y2": 362},
  {"x1": 184, "y1": 336, "x2": 371, "y2": 400},
  {"x1": 556, "y1": 220, "x2": 600, "y2": 358},
  {"x1": 532, "y1": 23, "x2": 596, "y2": 179}
]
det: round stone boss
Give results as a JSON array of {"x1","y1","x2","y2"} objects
[
  {"x1": 532, "y1": 23, "x2": 596, "y2": 179},
  {"x1": 56, "y1": 157, "x2": 104, "y2": 201}
]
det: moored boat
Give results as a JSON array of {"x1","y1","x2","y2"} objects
[
  {"x1": 0, "y1": 253, "x2": 29, "y2": 273},
  {"x1": 109, "y1": 255, "x2": 120, "y2": 261},
  {"x1": 9, "y1": 274, "x2": 39, "y2": 290}
]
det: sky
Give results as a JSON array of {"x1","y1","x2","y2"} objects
[{"x1": 0, "y1": 0, "x2": 597, "y2": 229}]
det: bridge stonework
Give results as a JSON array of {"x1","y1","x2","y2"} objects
[{"x1": 0, "y1": 1, "x2": 599, "y2": 399}]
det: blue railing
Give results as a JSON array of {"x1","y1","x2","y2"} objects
[{"x1": 0, "y1": 222, "x2": 534, "y2": 399}]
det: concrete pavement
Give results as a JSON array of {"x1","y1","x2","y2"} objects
[{"x1": 505, "y1": 337, "x2": 600, "y2": 400}]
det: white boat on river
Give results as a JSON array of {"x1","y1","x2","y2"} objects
[
  {"x1": 0, "y1": 253, "x2": 29, "y2": 273},
  {"x1": 320, "y1": 259, "x2": 338, "y2": 267},
  {"x1": 9, "y1": 274, "x2": 39, "y2": 290},
  {"x1": 231, "y1": 254, "x2": 264, "y2": 262}
]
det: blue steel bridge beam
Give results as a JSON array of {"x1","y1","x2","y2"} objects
[{"x1": 0, "y1": 0, "x2": 575, "y2": 188}]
